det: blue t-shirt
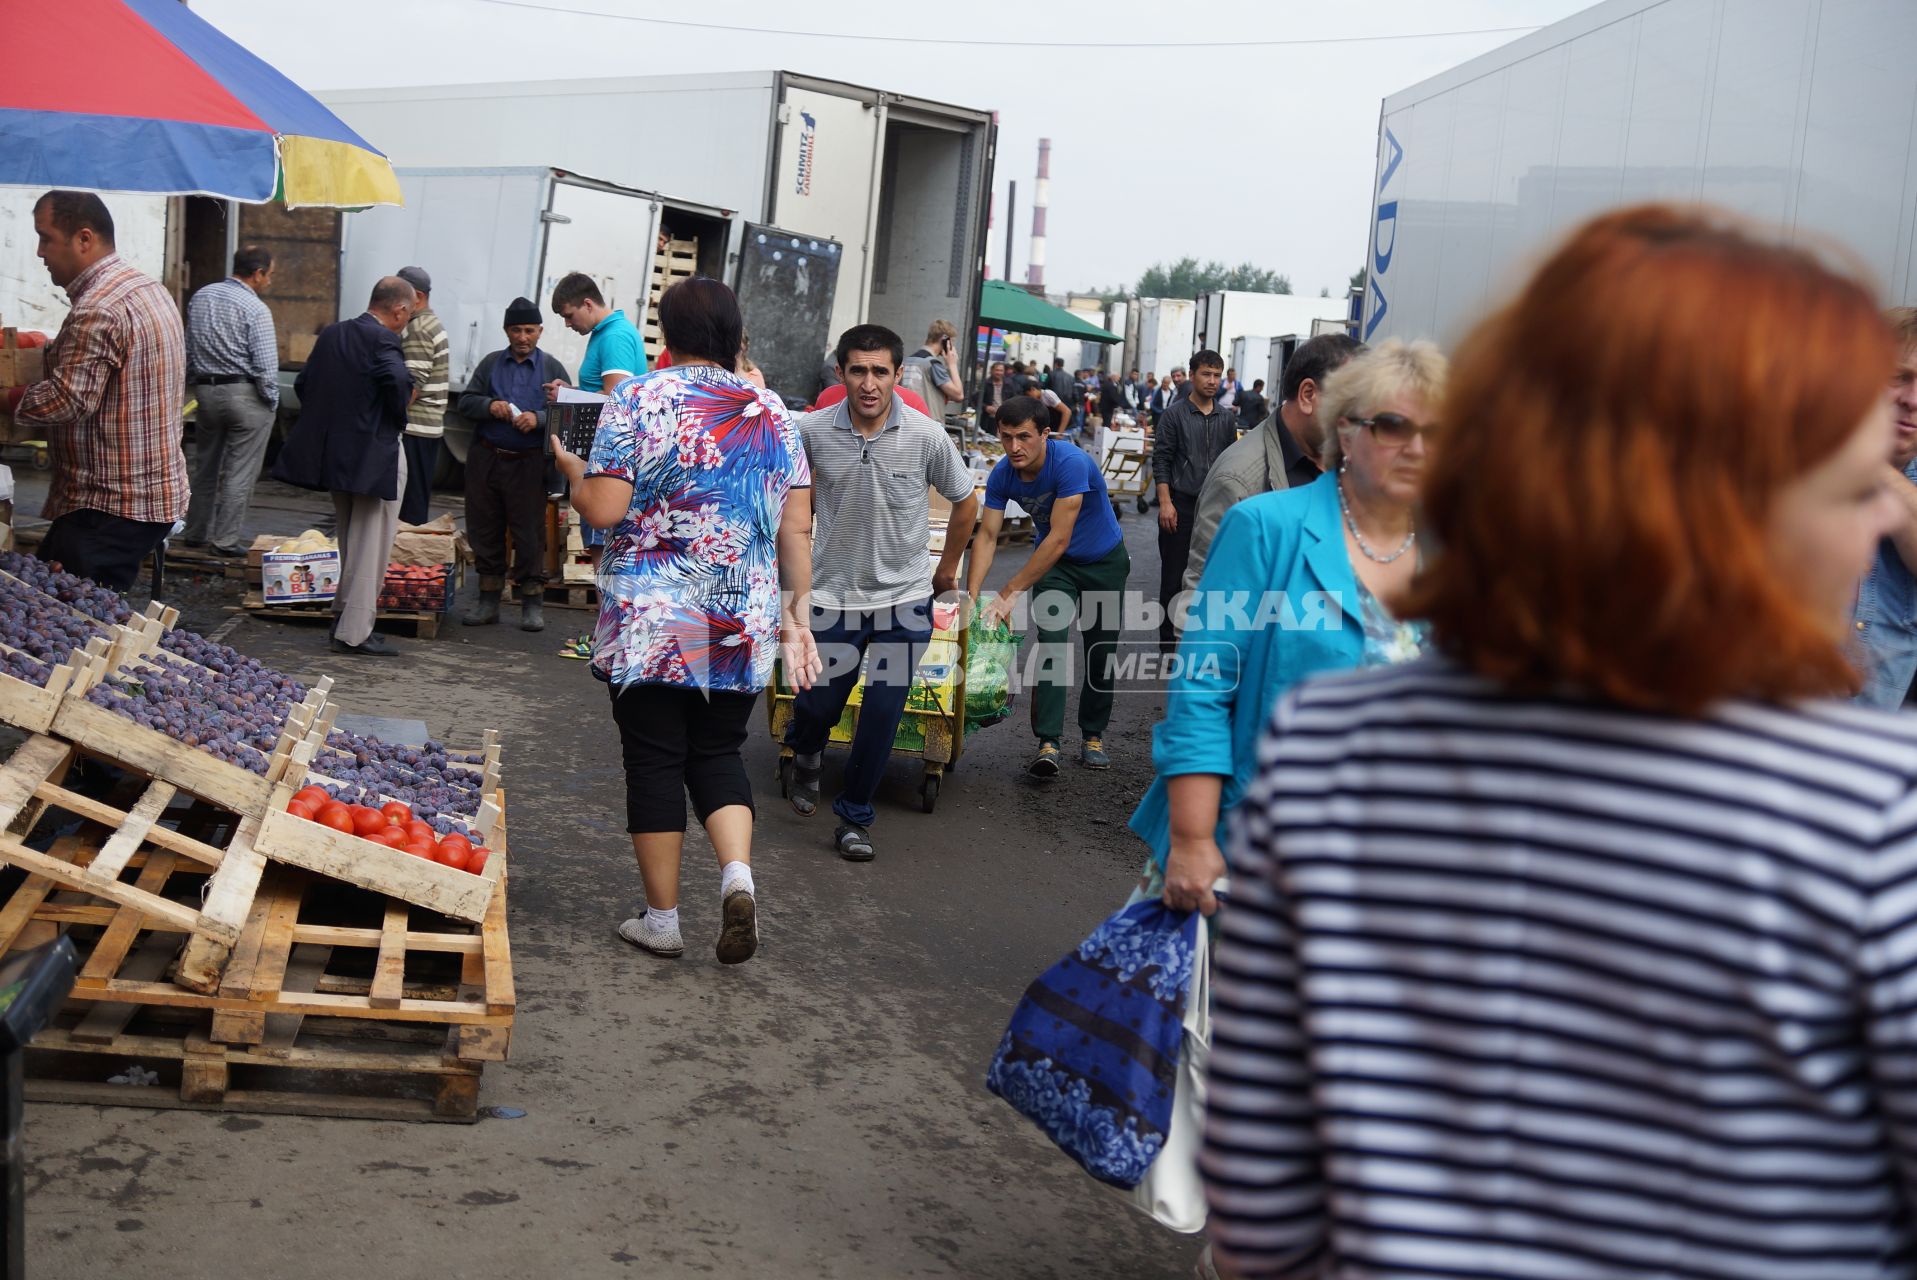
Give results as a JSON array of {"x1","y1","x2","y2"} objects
[
  {"x1": 984, "y1": 439, "x2": 1123, "y2": 564},
  {"x1": 578, "y1": 309, "x2": 648, "y2": 393}
]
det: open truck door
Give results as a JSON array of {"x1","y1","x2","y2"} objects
[{"x1": 734, "y1": 223, "x2": 843, "y2": 410}]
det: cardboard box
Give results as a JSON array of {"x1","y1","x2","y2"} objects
[{"x1": 262, "y1": 548, "x2": 341, "y2": 604}]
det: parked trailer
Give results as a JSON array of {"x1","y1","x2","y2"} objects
[
  {"x1": 320, "y1": 71, "x2": 995, "y2": 407},
  {"x1": 1134, "y1": 297, "x2": 1197, "y2": 380},
  {"x1": 1362, "y1": 0, "x2": 1917, "y2": 347},
  {"x1": 1194, "y1": 290, "x2": 1350, "y2": 359}
]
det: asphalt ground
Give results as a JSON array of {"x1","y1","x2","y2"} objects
[{"x1": 8, "y1": 461, "x2": 1204, "y2": 1279}]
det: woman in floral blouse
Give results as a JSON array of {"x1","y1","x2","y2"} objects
[{"x1": 552, "y1": 278, "x2": 819, "y2": 965}]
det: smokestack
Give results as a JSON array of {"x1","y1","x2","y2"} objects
[{"x1": 1026, "y1": 138, "x2": 1049, "y2": 290}]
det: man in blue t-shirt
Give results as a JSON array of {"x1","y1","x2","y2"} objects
[{"x1": 968, "y1": 394, "x2": 1131, "y2": 778}]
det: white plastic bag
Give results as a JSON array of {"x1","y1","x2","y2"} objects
[{"x1": 1128, "y1": 910, "x2": 1214, "y2": 1232}]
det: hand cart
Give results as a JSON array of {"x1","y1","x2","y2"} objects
[{"x1": 768, "y1": 606, "x2": 970, "y2": 814}]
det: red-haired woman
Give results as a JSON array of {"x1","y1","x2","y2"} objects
[{"x1": 1201, "y1": 205, "x2": 1916, "y2": 1279}]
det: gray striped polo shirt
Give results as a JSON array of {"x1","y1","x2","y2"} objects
[{"x1": 801, "y1": 396, "x2": 973, "y2": 611}]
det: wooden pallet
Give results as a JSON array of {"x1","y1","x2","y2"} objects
[
  {"x1": 6, "y1": 812, "x2": 513, "y2": 1121},
  {"x1": 241, "y1": 592, "x2": 444, "y2": 640},
  {"x1": 642, "y1": 237, "x2": 698, "y2": 361},
  {"x1": 0, "y1": 749, "x2": 274, "y2": 986},
  {"x1": 162, "y1": 542, "x2": 249, "y2": 580},
  {"x1": 542, "y1": 582, "x2": 599, "y2": 609}
]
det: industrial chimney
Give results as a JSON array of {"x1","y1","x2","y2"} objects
[{"x1": 1026, "y1": 138, "x2": 1049, "y2": 290}]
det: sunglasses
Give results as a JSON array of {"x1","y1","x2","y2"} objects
[{"x1": 1345, "y1": 412, "x2": 1436, "y2": 447}]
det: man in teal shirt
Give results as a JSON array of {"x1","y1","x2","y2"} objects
[
  {"x1": 547, "y1": 271, "x2": 647, "y2": 397},
  {"x1": 545, "y1": 272, "x2": 648, "y2": 607}
]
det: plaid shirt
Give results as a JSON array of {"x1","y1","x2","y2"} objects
[
  {"x1": 400, "y1": 309, "x2": 450, "y2": 438},
  {"x1": 185, "y1": 276, "x2": 278, "y2": 406},
  {"x1": 18, "y1": 255, "x2": 189, "y2": 524}
]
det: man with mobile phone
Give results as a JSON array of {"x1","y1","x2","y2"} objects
[{"x1": 903, "y1": 320, "x2": 966, "y2": 424}]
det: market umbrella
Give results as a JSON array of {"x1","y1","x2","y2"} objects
[
  {"x1": 977, "y1": 279, "x2": 1121, "y2": 343},
  {"x1": 0, "y1": 0, "x2": 401, "y2": 208}
]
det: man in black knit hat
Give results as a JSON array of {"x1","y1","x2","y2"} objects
[{"x1": 453, "y1": 297, "x2": 571, "y2": 631}]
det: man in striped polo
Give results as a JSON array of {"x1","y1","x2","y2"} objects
[
  {"x1": 785, "y1": 324, "x2": 978, "y2": 861},
  {"x1": 394, "y1": 266, "x2": 449, "y2": 525}
]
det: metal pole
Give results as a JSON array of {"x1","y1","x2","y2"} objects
[{"x1": 1004, "y1": 181, "x2": 1016, "y2": 283}]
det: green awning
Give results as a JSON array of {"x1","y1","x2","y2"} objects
[{"x1": 977, "y1": 279, "x2": 1120, "y2": 343}]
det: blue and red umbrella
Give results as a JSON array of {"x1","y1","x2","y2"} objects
[{"x1": 0, "y1": 0, "x2": 400, "y2": 208}]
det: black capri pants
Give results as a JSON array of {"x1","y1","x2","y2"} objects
[{"x1": 608, "y1": 683, "x2": 759, "y2": 833}]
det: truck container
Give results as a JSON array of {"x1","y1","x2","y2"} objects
[
  {"x1": 319, "y1": 71, "x2": 996, "y2": 406},
  {"x1": 1194, "y1": 290, "x2": 1351, "y2": 360},
  {"x1": 1134, "y1": 297, "x2": 1197, "y2": 380},
  {"x1": 1230, "y1": 336, "x2": 1271, "y2": 388},
  {"x1": 336, "y1": 167, "x2": 751, "y2": 464},
  {"x1": 1362, "y1": 0, "x2": 1917, "y2": 347}
]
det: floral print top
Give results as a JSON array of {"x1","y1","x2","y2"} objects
[{"x1": 585, "y1": 364, "x2": 809, "y2": 691}]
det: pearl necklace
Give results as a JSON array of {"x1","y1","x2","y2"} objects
[{"x1": 1337, "y1": 478, "x2": 1417, "y2": 564}]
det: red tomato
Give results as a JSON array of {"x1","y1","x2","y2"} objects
[
  {"x1": 380, "y1": 801, "x2": 412, "y2": 826},
  {"x1": 403, "y1": 819, "x2": 435, "y2": 842},
  {"x1": 402, "y1": 839, "x2": 437, "y2": 859},
  {"x1": 466, "y1": 849, "x2": 489, "y2": 876},
  {"x1": 294, "y1": 785, "x2": 328, "y2": 807},
  {"x1": 369, "y1": 827, "x2": 408, "y2": 849},
  {"x1": 438, "y1": 832, "x2": 471, "y2": 855},
  {"x1": 287, "y1": 799, "x2": 318, "y2": 821},
  {"x1": 436, "y1": 843, "x2": 471, "y2": 871},
  {"x1": 350, "y1": 807, "x2": 388, "y2": 837},
  {"x1": 319, "y1": 807, "x2": 356, "y2": 834}
]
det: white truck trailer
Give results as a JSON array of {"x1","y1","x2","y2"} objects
[
  {"x1": 320, "y1": 71, "x2": 996, "y2": 404},
  {"x1": 1194, "y1": 290, "x2": 1350, "y2": 360},
  {"x1": 1361, "y1": 0, "x2": 1917, "y2": 347},
  {"x1": 1134, "y1": 297, "x2": 1197, "y2": 379}
]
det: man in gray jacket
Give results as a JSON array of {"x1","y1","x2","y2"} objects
[{"x1": 1182, "y1": 333, "x2": 1361, "y2": 592}]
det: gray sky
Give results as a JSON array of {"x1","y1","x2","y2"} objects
[{"x1": 197, "y1": 0, "x2": 1593, "y2": 297}]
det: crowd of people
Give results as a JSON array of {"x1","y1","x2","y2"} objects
[{"x1": 17, "y1": 180, "x2": 1917, "y2": 1277}]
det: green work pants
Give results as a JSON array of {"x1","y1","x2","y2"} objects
[{"x1": 1028, "y1": 542, "x2": 1132, "y2": 742}]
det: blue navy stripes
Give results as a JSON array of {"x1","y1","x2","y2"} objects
[{"x1": 1201, "y1": 657, "x2": 1917, "y2": 1279}]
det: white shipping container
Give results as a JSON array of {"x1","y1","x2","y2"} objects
[
  {"x1": 1195, "y1": 290, "x2": 1350, "y2": 357},
  {"x1": 0, "y1": 191, "x2": 169, "y2": 334},
  {"x1": 1362, "y1": 0, "x2": 1917, "y2": 346}
]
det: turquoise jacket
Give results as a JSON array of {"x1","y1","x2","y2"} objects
[{"x1": 1127, "y1": 470, "x2": 1364, "y2": 869}]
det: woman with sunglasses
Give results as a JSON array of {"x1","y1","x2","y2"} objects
[{"x1": 1129, "y1": 338, "x2": 1449, "y2": 918}]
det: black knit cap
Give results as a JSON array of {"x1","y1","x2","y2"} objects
[{"x1": 504, "y1": 297, "x2": 541, "y2": 326}]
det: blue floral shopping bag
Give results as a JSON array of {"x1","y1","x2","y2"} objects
[{"x1": 985, "y1": 899, "x2": 1200, "y2": 1188}]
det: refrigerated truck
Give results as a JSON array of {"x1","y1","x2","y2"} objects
[
  {"x1": 319, "y1": 71, "x2": 996, "y2": 403},
  {"x1": 335, "y1": 167, "x2": 747, "y2": 465},
  {"x1": 1194, "y1": 290, "x2": 1350, "y2": 362},
  {"x1": 1361, "y1": 0, "x2": 1917, "y2": 347},
  {"x1": 1134, "y1": 297, "x2": 1197, "y2": 380}
]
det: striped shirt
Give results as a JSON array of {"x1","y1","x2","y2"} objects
[
  {"x1": 18, "y1": 255, "x2": 188, "y2": 524},
  {"x1": 799, "y1": 396, "x2": 972, "y2": 612},
  {"x1": 400, "y1": 309, "x2": 450, "y2": 437},
  {"x1": 184, "y1": 276, "x2": 277, "y2": 406},
  {"x1": 1204, "y1": 657, "x2": 1917, "y2": 1280}
]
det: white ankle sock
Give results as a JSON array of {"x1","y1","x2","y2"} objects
[
  {"x1": 721, "y1": 861, "x2": 754, "y2": 899},
  {"x1": 644, "y1": 905, "x2": 679, "y2": 933}
]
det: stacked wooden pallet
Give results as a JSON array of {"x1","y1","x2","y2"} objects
[
  {"x1": 642, "y1": 236, "x2": 698, "y2": 363},
  {"x1": 0, "y1": 561, "x2": 515, "y2": 1120}
]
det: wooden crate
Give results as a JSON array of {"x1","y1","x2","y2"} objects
[
  {"x1": 254, "y1": 740, "x2": 503, "y2": 923},
  {"x1": 4, "y1": 808, "x2": 513, "y2": 1122},
  {"x1": 0, "y1": 327, "x2": 46, "y2": 444},
  {"x1": 0, "y1": 741, "x2": 275, "y2": 978},
  {"x1": 642, "y1": 237, "x2": 698, "y2": 361},
  {"x1": 53, "y1": 630, "x2": 329, "y2": 817},
  {"x1": 0, "y1": 644, "x2": 85, "y2": 734}
]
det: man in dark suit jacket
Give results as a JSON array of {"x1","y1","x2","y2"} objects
[{"x1": 273, "y1": 276, "x2": 416, "y2": 655}]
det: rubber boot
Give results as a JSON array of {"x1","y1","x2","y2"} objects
[
  {"x1": 518, "y1": 588, "x2": 546, "y2": 633},
  {"x1": 463, "y1": 589, "x2": 502, "y2": 626}
]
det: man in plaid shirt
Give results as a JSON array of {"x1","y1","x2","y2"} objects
[
  {"x1": 183, "y1": 243, "x2": 278, "y2": 557},
  {"x1": 8, "y1": 191, "x2": 187, "y2": 591}
]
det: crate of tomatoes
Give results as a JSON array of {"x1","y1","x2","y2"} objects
[
  {"x1": 255, "y1": 778, "x2": 502, "y2": 923},
  {"x1": 378, "y1": 564, "x2": 454, "y2": 613}
]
